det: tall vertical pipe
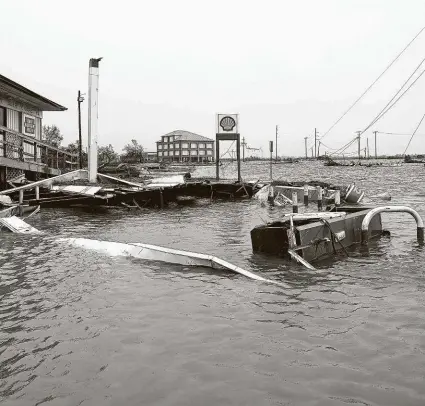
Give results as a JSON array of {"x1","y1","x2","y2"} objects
[{"x1": 88, "y1": 58, "x2": 102, "y2": 183}]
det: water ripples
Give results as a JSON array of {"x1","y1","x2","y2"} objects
[{"x1": 1, "y1": 161, "x2": 425, "y2": 405}]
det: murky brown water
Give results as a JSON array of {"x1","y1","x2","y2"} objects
[{"x1": 1, "y1": 161, "x2": 425, "y2": 405}]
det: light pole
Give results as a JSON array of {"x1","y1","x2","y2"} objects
[{"x1": 88, "y1": 57, "x2": 103, "y2": 183}]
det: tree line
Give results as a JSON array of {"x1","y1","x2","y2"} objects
[{"x1": 42, "y1": 125, "x2": 147, "y2": 166}]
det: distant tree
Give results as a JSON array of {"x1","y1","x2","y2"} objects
[
  {"x1": 98, "y1": 144, "x2": 119, "y2": 166},
  {"x1": 64, "y1": 140, "x2": 87, "y2": 167},
  {"x1": 42, "y1": 125, "x2": 63, "y2": 148},
  {"x1": 121, "y1": 139, "x2": 145, "y2": 163}
]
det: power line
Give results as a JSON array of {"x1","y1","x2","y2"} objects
[
  {"x1": 378, "y1": 131, "x2": 425, "y2": 136},
  {"x1": 329, "y1": 137, "x2": 358, "y2": 156},
  {"x1": 319, "y1": 140, "x2": 341, "y2": 151},
  {"x1": 220, "y1": 140, "x2": 235, "y2": 158},
  {"x1": 331, "y1": 64, "x2": 425, "y2": 156},
  {"x1": 403, "y1": 110, "x2": 425, "y2": 155},
  {"x1": 363, "y1": 67, "x2": 425, "y2": 134},
  {"x1": 320, "y1": 24, "x2": 425, "y2": 141}
]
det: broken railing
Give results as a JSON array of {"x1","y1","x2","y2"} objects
[{"x1": 0, "y1": 125, "x2": 78, "y2": 171}]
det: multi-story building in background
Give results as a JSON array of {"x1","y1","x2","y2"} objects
[{"x1": 156, "y1": 130, "x2": 215, "y2": 162}]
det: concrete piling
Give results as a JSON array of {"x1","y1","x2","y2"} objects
[
  {"x1": 292, "y1": 191, "x2": 299, "y2": 213},
  {"x1": 317, "y1": 186, "x2": 323, "y2": 211},
  {"x1": 35, "y1": 186, "x2": 40, "y2": 201},
  {"x1": 159, "y1": 188, "x2": 164, "y2": 208},
  {"x1": 303, "y1": 185, "x2": 309, "y2": 206},
  {"x1": 335, "y1": 189, "x2": 341, "y2": 208}
]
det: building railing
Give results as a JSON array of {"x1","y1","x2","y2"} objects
[{"x1": 0, "y1": 124, "x2": 78, "y2": 172}]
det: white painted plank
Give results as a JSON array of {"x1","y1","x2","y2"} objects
[
  {"x1": 60, "y1": 238, "x2": 288, "y2": 288},
  {"x1": 0, "y1": 216, "x2": 41, "y2": 234}
]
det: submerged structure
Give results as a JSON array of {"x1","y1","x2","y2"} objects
[{"x1": 251, "y1": 204, "x2": 424, "y2": 264}]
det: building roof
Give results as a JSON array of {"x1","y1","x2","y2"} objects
[
  {"x1": 159, "y1": 130, "x2": 214, "y2": 142},
  {"x1": 0, "y1": 74, "x2": 67, "y2": 111}
]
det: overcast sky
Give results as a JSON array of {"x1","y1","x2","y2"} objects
[{"x1": 2, "y1": 0, "x2": 425, "y2": 156}]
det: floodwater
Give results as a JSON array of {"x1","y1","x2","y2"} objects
[{"x1": 1, "y1": 160, "x2": 425, "y2": 406}]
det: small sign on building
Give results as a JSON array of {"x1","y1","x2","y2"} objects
[
  {"x1": 216, "y1": 114, "x2": 239, "y2": 134},
  {"x1": 22, "y1": 114, "x2": 35, "y2": 136}
]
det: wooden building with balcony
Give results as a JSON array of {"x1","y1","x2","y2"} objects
[
  {"x1": 156, "y1": 130, "x2": 215, "y2": 163},
  {"x1": 0, "y1": 74, "x2": 77, "y2": 188}
]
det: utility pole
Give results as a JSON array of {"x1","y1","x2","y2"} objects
[
  {"x1": 318, "y1": 141, "x2": 321, "y2": 157},
  {"x1": 275, "y1": 125, "x2": 278, "y2": 161},
  {"x1": 311, "y1": 147, "x2": 313, "y2": 158},
  {"x1": 373, "y1": 130, "x2": 378, "y2": 158},
  {"x1": 269, "y1": 141, "x2": 273, "y2": 181},
  {"x1": 241, "y1": 137, "x2": 246, "y2": 162},
  {"x1": 356, "y1": 130, "x2": 361, "y2": 162},
  {"x1": 366, "y1": 138, "x2": 370, "y2": 159},
  {"x1": 314, "y1": 128, "x2": 317, "y2": 158},
  {"x1": 77, "y1": 90, "x2": 85, "y2": 169},
  {"x1": 304, "y1": 137, "x2": 308, "y2": 159}
]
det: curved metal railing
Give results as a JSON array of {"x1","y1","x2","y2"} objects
[{"x1": 361, "y1": 206, "x2": 424, "y2": 244}]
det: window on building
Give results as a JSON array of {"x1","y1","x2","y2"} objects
[
  {"x1": 164, "y1": 151, "x2": 168, "y2": 156},
  {"x1": 158, "y1": 151, "x2": 163, "y2": 157},
  {"x1": 182, "y1": 143, "x2": 189, "y2": 149},
  {"x1": 163, "y1": 136, "x2": 169, "y2": 143},
  {"x1": 199, "y1": 143, "x2": 205, "y2": 149},
  {"x1": 174, "y1": 142, "x2": 180, "y2": 148},
  {"x1": 190, "y1": 150, "x2": 197, "y2": 156},
  {"x1": 199, "y1": 150, "x2": 205, "y2": 156},
  {"x1": 163, "y1": 144, "x2": 168, "y2": 150},
  {"x1": 170, "y1": 136, "x2": 174, "y2": 142},
  {"x1": 182, "y1": 150, "x2": 189, "y2": 156},
  {"x1": 158, "y1": 144, "x2": 163, "y2": 150},
  {"x1": 168, "y1": 144, "x2": 173, "y2": 149},
  {"x1": 207, "y1": 150, "x2": 213, "y2": 155},
  {"x1": 190, "y1": 143, "x2": 197, "y2": 149},
  {"x1": 206, "y1": 143, "x2": 213, "y2": 148}
]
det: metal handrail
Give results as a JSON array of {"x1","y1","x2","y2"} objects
[{"x1": 361, "y1": 206, "x2": 424, "y2": 244}]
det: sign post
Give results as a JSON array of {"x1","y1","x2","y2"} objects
[{"x1": 215, "y1": 114, "x2": 240, "y2": 182}]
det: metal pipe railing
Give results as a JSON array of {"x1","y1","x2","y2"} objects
[{"x1": 361, "y1": 206, "x2": 424, "y2": 244}]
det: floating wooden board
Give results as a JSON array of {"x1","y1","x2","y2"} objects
[
  {"x1": 51, "y1": 185, "x2": 103, "y2": 196},
  {"x1": 282, "y1": 212, "x2": 347, "y2": 221},
  {"x1": 0, "y1": 216, "x2": 41, "y2": 234},
  {"x1": 288, "y1": 249, "x2": 316, "y2": 270}
]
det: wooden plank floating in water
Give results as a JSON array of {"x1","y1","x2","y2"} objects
[
  {"x1": 0, "y1": 216, "x2": 41, "y2": 234},
  {"x1": 60, "y1": 238, "x2": 288, "y2": 288}
]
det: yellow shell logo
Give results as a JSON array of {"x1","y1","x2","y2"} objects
[{"x1": 220, "y1": 116, "x2": 236, "y2": 132}]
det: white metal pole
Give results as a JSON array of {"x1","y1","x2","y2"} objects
[{"x1": 88, "y1": 57, "x2": 102, "y2": 183}]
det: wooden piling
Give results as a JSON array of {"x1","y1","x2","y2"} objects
[
  {"x1": 35, "y1": 186, "x2": 40, "y2": 201},
  {"x1": 159, "y1": 188, "x2": 164, "y2": 208},
  {"x1": 292, "y1": 191, "x2": 298, "y2": 213},
  {"x1": 19, "y1": 190, "x2": 24, "y2": 204},
  {"x1": 317, "y1": 186, "x2": 323, "y2": 211},
  {"x1": 335, "y1": 189, "x2": 341, "y2": 209},
  {"x1": 303, "y1": 185, "x2": 309, "y2": 206}
]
